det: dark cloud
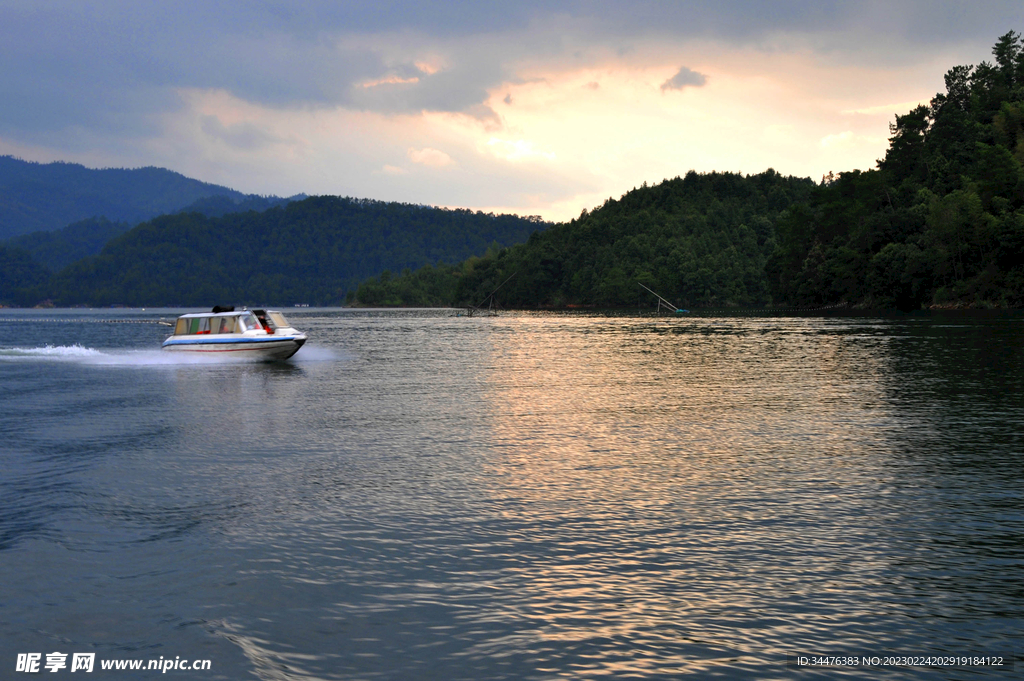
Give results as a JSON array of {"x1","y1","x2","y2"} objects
[
  {"x1": 1, "y1": 0, "x2": 1022, "y2": 144},
  {"x1": 660, "y1": 67, "x2": 707, "y2": 91},
  {"x1": 347, "y1": 54, "x2": 508, "y2": 122},
  {"x1": 0, "y1": 1, "x2": 532, "y2": 141}
]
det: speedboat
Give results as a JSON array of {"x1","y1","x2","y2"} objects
[{"x1": 162, "y1": 307, "x2": 307, "y2": 360}]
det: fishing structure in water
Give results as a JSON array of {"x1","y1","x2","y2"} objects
[
  {"x1": 462, "y1": 272, "x2": 517, "y2": 317},
  {"x1": 638, "y1": 282, "x2": 688, "y2": 315}
]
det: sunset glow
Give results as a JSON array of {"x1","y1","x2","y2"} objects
[{"x1": 1, "y1": 2, "x2": 1021, "y2": 221}]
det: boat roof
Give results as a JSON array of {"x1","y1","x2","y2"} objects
[
  {"x1": 175, "y1": 310, "x2": 254, "y2": 319},
  {"x1": 174, "y1": 309, "x2": 285, "y2": 319}
]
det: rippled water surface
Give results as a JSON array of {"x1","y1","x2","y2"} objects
[{"x1": 1, "y1": 309, "x2": 1022, "y2": 679}]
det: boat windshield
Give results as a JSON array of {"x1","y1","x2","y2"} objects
[{"x1": 236, "y1": 313, "x2": 260, "y2": 331}]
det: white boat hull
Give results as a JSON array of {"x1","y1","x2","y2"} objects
[{"x1": 161, "y1": 335, "x2": 307, "y2": 360}]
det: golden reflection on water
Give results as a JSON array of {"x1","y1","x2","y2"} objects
[
  {"x1": 476, "y1": 316, "x2": 902, "y2": 670},
  {"x1": 483, "y1": 316, "x2": 892, "y2": 487}
]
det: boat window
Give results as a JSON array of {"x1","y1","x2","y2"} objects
[
  {"x1": 196, "y1": 317, "x2": 212, "y2": 335},
  {"x1": 268, "y1": 312, "x2": 291, "y2": 329},
  {"x1": 174, "y1": 319, "x2": 188, "y2": 335},
  {"x1": 216, "y1": 317, "x2": 237, "y2": 334},
  {"x1": 187, "y1": 318, "x2": 200, "y2": 334}
]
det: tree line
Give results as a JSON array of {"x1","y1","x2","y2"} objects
[
  {"x1": 356, "y1": 171, "x2": 814, "y2": 308},
  {"x1": 766, "y1": 31, "x2": 1024, "y2": 309}
]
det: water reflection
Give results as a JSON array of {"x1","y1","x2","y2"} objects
[
  {"x1": 1, "y1": 311, "x2": 1021, "y2": 679},
  {"x1": 860, "y1": 316, "x2": 1024, "y2": 633},
  {"x1": 475, "y1": 315, "x2": 1024, "y2": 674}
]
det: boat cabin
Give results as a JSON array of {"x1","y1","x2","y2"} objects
[
  {"x1": 163, "y1": 306, "x2": 307, "y2": 359},
  {"x1": 170, "y1": 308, "x2": 297, "y2": 337}
]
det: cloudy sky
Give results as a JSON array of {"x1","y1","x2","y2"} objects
[{"x1": 2, "y1": 1, "x2": 1022, "y2": 221}]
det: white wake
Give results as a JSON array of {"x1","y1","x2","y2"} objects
[{"x1": 0, "y1": 344, "x2": 339, "y2": 366}]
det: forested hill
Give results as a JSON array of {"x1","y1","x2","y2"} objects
[
  {"x1": 3, "y1": 196, "x2": 299, "y2": 273},
  {"x1": 360, "y1": 31, "x2": 1024, "y2": 311},
  {"x1": 0, "y1": 244, "x2": 49, "y2": 307},
  {"x1": 356, "y1": 170, "x2": 814, "y2": 308},
  {"x1": 0, "y1": 156, "x2": 250, "y2": 238},
  {"x1": 44, "y1": 196, "x2": 547, "y2": 307},
  {"x1": 5, "y1": 217, "x2": 132, "y2": 272},
  {"x1": 766, "y1": 31, "x2": 1024, "y2": 309}
]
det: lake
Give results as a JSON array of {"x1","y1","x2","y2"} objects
[{"x1": 1, "y1": 308, "x2": 1021, "y2": 679}]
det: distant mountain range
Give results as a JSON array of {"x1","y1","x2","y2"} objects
[
  {"x1": 0, "y1": 155, "x2": 546, "y2": 307},
  {"x1": 0, "y1": 155, "x2": 299, "y2": 239},
  {"x1": 0, "y1": 155, "x2": 548, "y2": 307}
]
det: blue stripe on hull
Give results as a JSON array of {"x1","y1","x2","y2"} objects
[{"x1": 162, "y1": 336, "x2": 304, "y2": 347}]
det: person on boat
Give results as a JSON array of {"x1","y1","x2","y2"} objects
[{"x1": 254, "y1": 311, "x2": 274, "y2": 333}]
